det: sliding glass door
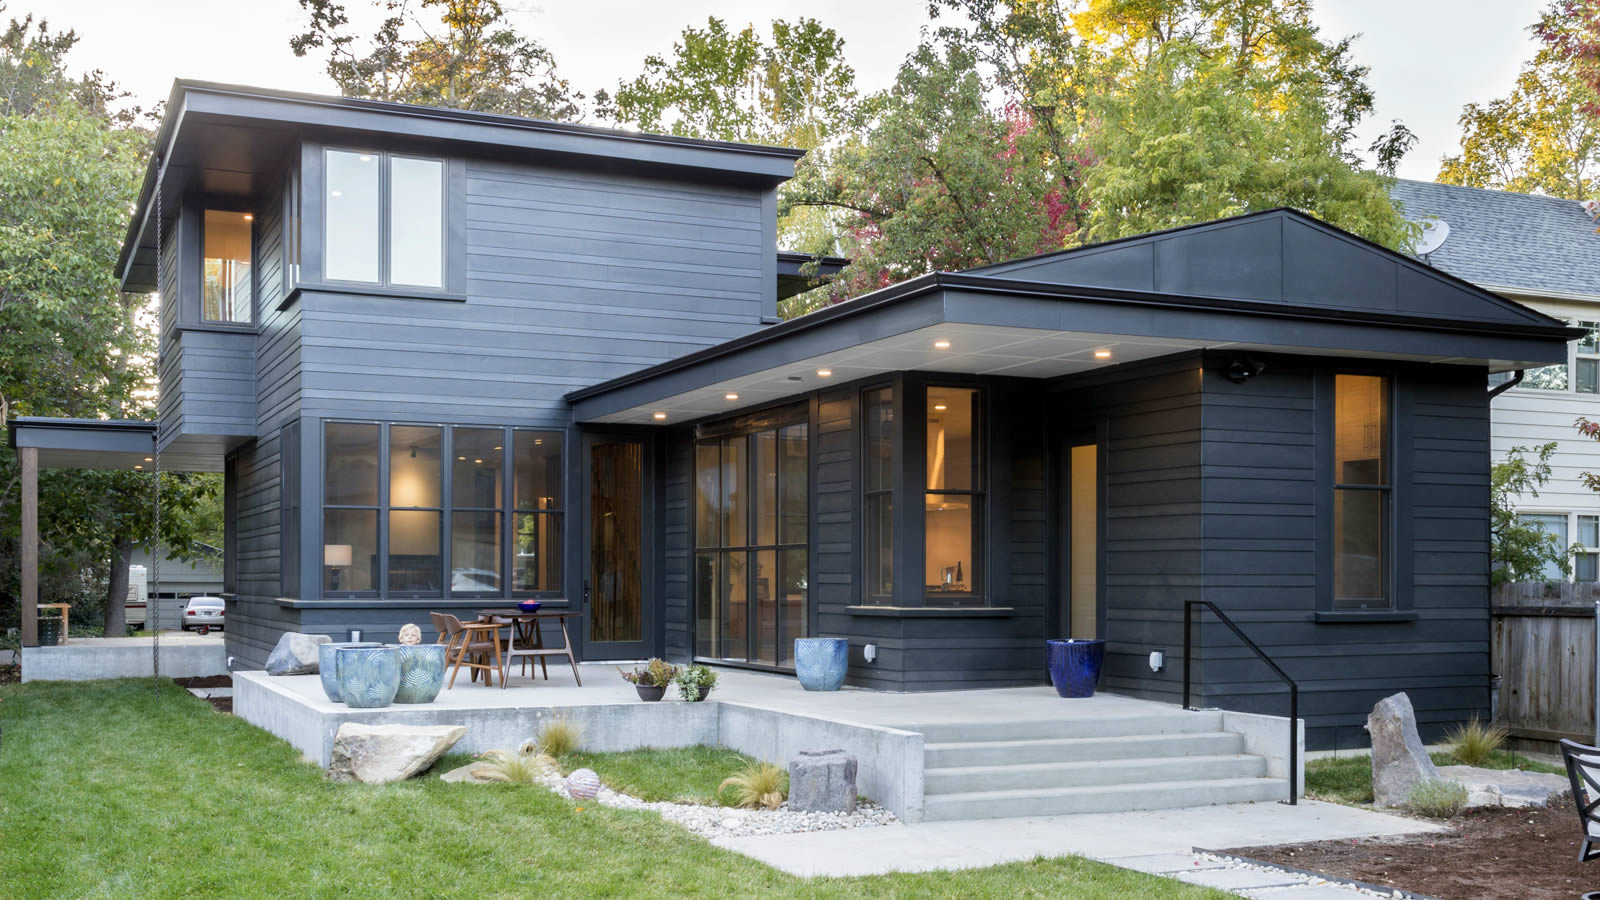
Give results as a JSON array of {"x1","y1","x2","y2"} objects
[{"x1": 694, "y1": 415, "x2": 808, "y2": 669}]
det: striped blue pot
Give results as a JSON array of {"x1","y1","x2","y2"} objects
[
  {"x1": 335, "y1": 646, "x2": 402, "y2": 708},
  {"x1": 1046, "y1": 639, "x2": 1105, "y2": 698},
  {"x1": 389, "y1": 643, "x2": 447, "y2": 704},
  {"x1": 318, "y1": 641, "x2": 382, "y2": 703},
  {"x1": 794, "y1": 638, "x2": 849, "y2": 691}
]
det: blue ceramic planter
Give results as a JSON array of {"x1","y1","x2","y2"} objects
[
  {"x1": 794, "y1": 638, "x2": 849, "y2": 691},
  {"x1": 336, "y1": 646, "x2": 402, "y2": 708},
  {"x1": 388, "y1": 643, "x2": 447, "y2": 704},
  {"x1": 318, "y1": 641, "x2": 382, "y2": 702},
  {"x1": 1047, "y1": 639, "x2": 1105, "y2": 698}
]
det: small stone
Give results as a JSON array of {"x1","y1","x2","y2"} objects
[
  {"x1": 265, "y1": 632, "x2": 331, "y2": 675},
  {"x1": 1367, "y1": 692, "x2": 1439, "y2": 807},
  {"x1": 440, "y1": 763, "x2": 497, "y2": 784},
  {"x1": 720, "y1": 817, "x2": 740, "y2": 829},
  {"x1": 327, "y1": 723, "x2": 466, "y2": 784}
]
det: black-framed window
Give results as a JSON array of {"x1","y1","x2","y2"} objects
[
  {"x1": 1332, "y1": 374, "x2": 1391, "y2": 610},
  {"x1": 694, "y1": 411, "x2": 809, "y2": 668},
  {"x1": 202, "y1": 209, "x2": 253, "y2": 324},
  {"x1": 862, "y1": 386, "x2": 895, "y2": 604},
  {"x1": 323, "y1": 149, "x2": 445, "y2": 289},
  {"x1": 320, "y1": 421, "x2": 564, "y2": 598},
  {"x1": 925, "y1": 386, "x2": 984, "y2": 604}
]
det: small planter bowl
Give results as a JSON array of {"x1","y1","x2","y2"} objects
[
  {"x1": 517, "y1": 601, "x2": 543, "y2": 613},
  {"x1": 635, "y1": 684, "x2": 666, "y2": 702}
]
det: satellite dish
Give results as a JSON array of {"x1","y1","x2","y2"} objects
[{"x1": 1414, "y1": 218, "x2": 1451, "y2": 257}]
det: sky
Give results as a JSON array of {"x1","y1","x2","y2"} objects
[{"x1": 33, "y1": 0, "x2": 1547, "y2": 182}]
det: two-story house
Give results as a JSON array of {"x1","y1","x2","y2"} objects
[
  {"x1": 7, "y1": 82, "x2": 1581, "y2": 748},
  {"x1": 1389, "y1": 180, "x2": 1600, "y2": 579}
]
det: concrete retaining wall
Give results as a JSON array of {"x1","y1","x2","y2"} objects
[
  {"x1": 21, "y1": 637, "x2": 227, "y2": 682},
  {"x1": 1222, "y1": 709, "x2": 1306, "y2": 797}
]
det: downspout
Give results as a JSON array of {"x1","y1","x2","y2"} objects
[{"x1": 1488, "y1": 370, "x2": 1524, "y2": 400}]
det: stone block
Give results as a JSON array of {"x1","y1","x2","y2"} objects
[
  {"x1": 1368, "y1": 692, "x2": 1438, "y2": 807},
  {"x1": 265, "y1": 632, "x2": 330, "y2": 676},
  {"x1": 789, "y1": 748, "x2": 857, "y2": 813},
  {"x1": 327, "y1": 723, "x2": 466, "y2": 784}
]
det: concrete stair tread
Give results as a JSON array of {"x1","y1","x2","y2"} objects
[
  {"x1": 920, "y1": 776, "x2": 1290, "y2": 821},
  {"x1": 926, "y1": 775, "x2": 1286, "y2": 802},
  {"x1": 924, "y1": 753, "x2": 1265, "y2": 778},
  {"x1": 924, "y1": 732, "x2": 1243, "y2": 753},
  {"x1": 908, "y1": 712, "x2": 1224, "y2": 743}
]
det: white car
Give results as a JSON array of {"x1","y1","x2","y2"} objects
[{"x1": 181, "y1": 596, "x2": 226, "y2": 633}]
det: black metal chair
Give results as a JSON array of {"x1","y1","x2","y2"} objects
[{"x1": 1559, "y1": 739, "x2": 1600, "y2": 863}]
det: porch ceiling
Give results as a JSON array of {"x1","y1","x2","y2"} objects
[{"x1": 6, "y1": 418, "x2": 224, "y2": 473}]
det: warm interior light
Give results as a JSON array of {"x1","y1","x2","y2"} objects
[
  {"x1": 933, "y1": 340, "x2": 952, "y2": 349},
  {"x1": 474, "y1": 459, "x2": 483, "y2": 464},
  {"x1": 725, "y1": 393, "x2": 739, "y2": 401},
  {"x1": 457, "y1": 456, "x2": 466, "y2": 461},
  {"x1": 144, "y1": 457, "x2": 153, "y2": 462},
  {"x1": 134, "y1": 465, "x2": 143, "y2": 470},
  {"x1": 934, "y1": 404, "x2": 948, "y2": 411},
  {"x1": 817, "y1": 368, "x2": 832, "y2": 377},
  {"x1": 653, "y1": 412, "x2": 667, "y2": 420},
  {"x1": 242, "y1": 214, "x2": 253, "y2": 221},
  {"x1": 493, "y1": 446, "x2": 502, "y2": 451},
  {"x1": 1094, "y1": 349, "x2": 1112, "y2": 359},
  {"x1": 534, "y1": 439, "x2": 543, "y2": 445}
]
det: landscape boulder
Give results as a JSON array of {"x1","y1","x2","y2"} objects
[
  {"x1": 264, "y1": 632, "x2": 331, "y2": 675},
  {"x1": 1436, "y1": 765, "x2": 1568, "y2": 808},
  {"x1": 788, "y1": 749, "x2": 857, "y2": 813},
  {"x1": 1368, "y1": 692, "x2": 1440, "y2": 806},
  {"x1": 327, "y1": 723, "x2": 467, "y2": 784}
]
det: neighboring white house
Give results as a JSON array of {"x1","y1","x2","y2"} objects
[{"x1": 1390, "y1": 179, "x2": 1600, "y2": 580}]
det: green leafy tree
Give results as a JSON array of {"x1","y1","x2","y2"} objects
[
  {"x1": 1490, "y1": 443, "x2": 1574, "y2": 585},
  {"x1": 290, "y1": 0, "x2": 583, "y2": 120},
  {"x1": 1438, "y1": 5, "x2": 1598, "y2": 200}
]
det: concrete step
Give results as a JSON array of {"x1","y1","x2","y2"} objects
[
  {"x1": 924, "y1": 731, "x2": 1246, "y2": 768},
  {"x1": 920, "y1": 776, "x2": 1290, "y2": 821},
  {"x1": 924, "y1": 753, "x2": 1267, "y2": 795},
  {"x1": 907, "y1": 711, "x2": 1223, "y2": 744}
]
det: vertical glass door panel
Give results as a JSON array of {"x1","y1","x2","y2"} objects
[
  {"x1": 1069, "y1": 443, "x2": 1098, "y2": 639},
  {"x1": 589, "y1": 439, "x2": 643, "y2": 644}
]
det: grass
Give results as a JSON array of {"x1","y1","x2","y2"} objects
[
  {"x1": 558, "y1": 746, "x2": 757, "y2": 805},
  {"x1": 0, "y1": 679, "x2": 1230, "y2": 899},
  {"x1": 1307, "y1": 749, "x2": 1566, "y2": 804},
  {"x1": 1405, "y1": 779, "x2": 1469, "y2": 818}
]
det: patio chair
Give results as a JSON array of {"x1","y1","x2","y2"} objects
[
  {"x1": 1558, "y1": 739, "x2": 1600, "y2": 863},
  {"x1": 437, "y1": 612, "x2": 504, "y2": 688}
]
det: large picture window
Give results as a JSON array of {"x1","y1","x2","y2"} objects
[
  {"x1": 320, "y1": 421, "x2": 563, "y2": 598},
  {"x1": 324, "y1": 149, "x2": 444, "y2": 288},
  {"x1": 695, "y1": 414, "x2": 808, "y2": 668},
  {"x1": 862, "y1": 387, "x2": 894, "y2": 605},
  {"x1": 1332, "y1": 374, "x2": 1391, "y2": 610},
  {"x1": 925, "y1": 386, "x2": 983, "y2": 604}
]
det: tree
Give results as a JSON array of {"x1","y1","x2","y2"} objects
[
  {"x1": 1438, "y1": 5, "x2": 1599, "y2": 199},
  {"x1": 1538, "y1": 1, "x2": 1600, "y2": 121},
  {"x1": 290, "y1": 0, "x2": 583, "y2": 120},
  {"x1": 1491, "y1": 443, "x2": 1574, "y2": 584}
]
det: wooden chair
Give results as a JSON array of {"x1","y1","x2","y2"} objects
[
  {"x1": 438, "y1": 613, "x2": 504, "y2": 688},
  {"x1": 1559, "y1": 739, "x2": 1600, "y2": 863}
]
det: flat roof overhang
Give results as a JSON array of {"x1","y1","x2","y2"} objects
[
  {"x1": 6, "y1": 418, "x2": 224, "y2": 472},
  {"x1": 776, "y1": 252, "x2": 850, "y2": 300},
  {"x1": 566, "y1": 272, "x2": 1584, "y2": 425}
]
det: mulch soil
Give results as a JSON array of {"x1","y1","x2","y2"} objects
[
  {"x1": 1228, "y1": 803, "x2": 1595, "y2": 900},
  {"x1": 0, "y1": 665, "x2": 18, "y2": 686},
  {"x1": 173, "y1": 674, "x2": 233, "y2": 714}
]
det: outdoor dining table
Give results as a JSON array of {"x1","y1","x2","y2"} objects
[{"x1": 476, "y1": 608, "x2": 583, "y2": 688}]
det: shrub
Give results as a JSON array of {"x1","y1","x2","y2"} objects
[
  {"x1": 618, "y1": 658, "x2": 677, "y2": 688},
  {"x1": 1442, "y1": 717, "x2": 1509, "y2": 767},
  {"x1": 1406, "y1": 779, "x2": 1468, "y2": 818},
  {"x1": 718, "y1": 760, "x2": 787, "y2": 810},
  {"x1": 470, "y1": 740, "x2": 555, "y2": 785},
  {"x1": 536, "y1": 717, "x2": 583, "y2": 757}
]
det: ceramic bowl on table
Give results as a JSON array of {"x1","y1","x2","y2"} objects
[{"x1": 517, "y1": 601, "x2": 542, "y2": 613}]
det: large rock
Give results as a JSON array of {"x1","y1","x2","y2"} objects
[
  {"x1": 789, "y1": 749, "x2": 857, "y2": 813},
  {"x1": 327, "y1": 723, "x2": 467, "y2": 784},
  {"x1": 1368, "y1": 692, "x2": 1439, "y2": 806},
  {"x1": 1436, "y1": 765, "x2": 1568, "y2": 808},
  {"x1": 265, "y1": 632, "x2": 330, "y2": 675}
]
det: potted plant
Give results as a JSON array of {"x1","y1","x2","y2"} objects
[
  {"x1": 674, "y1": 663, "x2": 718, "y2": 701},
  {"x1": 619, "y1": 658, "x2": 677, "y2": 701},
  {"x1": 36, "y1": 610, "x2": 64, "y2": 647}
]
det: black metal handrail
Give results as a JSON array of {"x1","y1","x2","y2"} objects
[{"x1": 1182, "y1": 600, "x2": 1299, "y2": 805}]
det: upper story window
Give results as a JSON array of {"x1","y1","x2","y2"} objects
[
  {"x1": 202, "y1": 210, "x2": 253, "y2": 324},
  {"x1": 1493, "y1": 321, "x2": 1600, "y2": 393},
  {"x1": 926, "y1": 386, "x2": 983, "y2": 605},
  {"x1": 324, "y1": 149, "x2": 444, "y2": 289},
  {"x1": 1332, "y1": 374, "x2": 1391, "y2": 610}
]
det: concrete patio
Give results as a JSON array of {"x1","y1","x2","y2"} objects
[{"x1": 22, "y1": 633, "x2": 226, "y2": 682}]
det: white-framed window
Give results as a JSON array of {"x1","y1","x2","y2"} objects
[
  {"x1": 1514, "y1": 511, "x2": 1600, "y2": 582},
  {"x1": 1578, "y1": 514, "x2": 1600, "y2": 581},
  {"x1": 1493, "y1": 320, "x2": 1600, "y2": 393}
]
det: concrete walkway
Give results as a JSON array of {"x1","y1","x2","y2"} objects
[{"x1": 713, "y1": 799, "x2": 1440, "y2": 896}]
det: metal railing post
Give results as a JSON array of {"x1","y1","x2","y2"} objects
[{"x1": 1182, "y1": 600, "x2": 1193, "y2": 710}]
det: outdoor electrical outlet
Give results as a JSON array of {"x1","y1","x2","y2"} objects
[
  {"x1": 1148, "y1": 650, "x2": 1164, "y2": 672},
  {"x1": 863, "y1": 643, "x2": 878, "y2": 663}
]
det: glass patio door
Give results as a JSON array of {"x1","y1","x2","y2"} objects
[{"x1": 583, "y1": 435, "x2": 651, "y2": 659}]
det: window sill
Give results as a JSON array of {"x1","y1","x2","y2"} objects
[
  {"x1": 172, "y1": 323, "x2": 257, "y2": 336},
  {"x1": 276, "y1": 597, "x2": 571, "y2": 609},
  {"x1": 845, "y1": 605, "x2": 1013, "y2": 618},
  {"x1": 1313, "y1": 609, "x2": 1418, "y2": 624},
  {"x1": 281, "y1": 282, "x2": 468, "y2": 310}
]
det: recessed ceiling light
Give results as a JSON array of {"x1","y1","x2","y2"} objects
[
  {"x1": 493, "y1": 446, "x2": 502, "y2": 451},
  {"x1": 1094, "y1": 350, "x2": 1112, "y2": 359},
  {"x1": 933, "y1": 340, "x2": 951, "y2": 350},
  {"x1": 725, "y1": 393, "x2": 739, "y2": 401},
  {"x1": 817, "y1": 368, "x2": 832, "y2": 377},
  {"x1": 144, "y1": 457, "x2": 153, "y2": 462},
  {"x1": 653, "y1": 412, "x2": 667, "y2": 420},
  {"x1": 934, "y1": 404, "x2": 947, "y2": 411},
  {"x1": 358, "y1": 155, "x2": 374, "y2": 162},
  {"x1": 474, "y1": 459, "x2": 483, "y2": 464},
  {"x1": 534, "y1": 439, "x2": 542, "y2": 445},
  {"x1": 242, "y1": 214, "x2": 253, "y2": 221},
  {"x1": 457, "y1": 456, "x2": 466, "y2": 461},
  {"x1": 134, "y1": 465, "x2": 143, "y2": 470}
]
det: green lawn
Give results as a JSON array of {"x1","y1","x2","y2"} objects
[
  {"x1": 0, "y1": 679, "x2": 1228, "y2": 899},
  {"x1": 559, "y1": 746, "x2": 757, "y2": 805},
  {"x1": 1307, "y1": 749, "x2": 1565, "y2": 804}
]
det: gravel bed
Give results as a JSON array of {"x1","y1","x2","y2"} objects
[{"x1": 535, "y1": 772, "x2": 897, "y2": 839}]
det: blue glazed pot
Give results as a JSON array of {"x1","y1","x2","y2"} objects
[
  {"x1": 388, "y1": 643, "x2": 447, "y2": 704},
  {"x1": 318, "y1": 641, "x2": 382, "y2": 702},
  {"x1": 1046, "y1": 639, "x2": 1105, "y2": 698},
  {"x1": 336, "y1": 646, "x2": 402, "y2": 708},
  {"x1": 794, "y1": 638, "x2": 849, "y2": 691}
]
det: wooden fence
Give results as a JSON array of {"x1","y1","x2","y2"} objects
[{"x1": 1492, "y1": 582, "x2": 1599, "y2": 743}]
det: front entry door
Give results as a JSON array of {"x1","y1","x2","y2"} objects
[{"x1": 583, "y1": 435, "x2": 651, "y2": 659}]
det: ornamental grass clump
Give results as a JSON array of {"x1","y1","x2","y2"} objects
[
  {"x1": 536, "y1": 717, "x2": 583, "y2": 758},
  {"x1": 1442, "y1": 717, "x2": 1509, "y2": 767},
  {"x1": 718, "y1": 760, "x2": 787, "y2": 810},
  {"x1": 471, "y1": 740, "x2": 556, "y2": 785},
  {"x1": 1406, "y1": 778, "x2": 1468, "y2": 818}
]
